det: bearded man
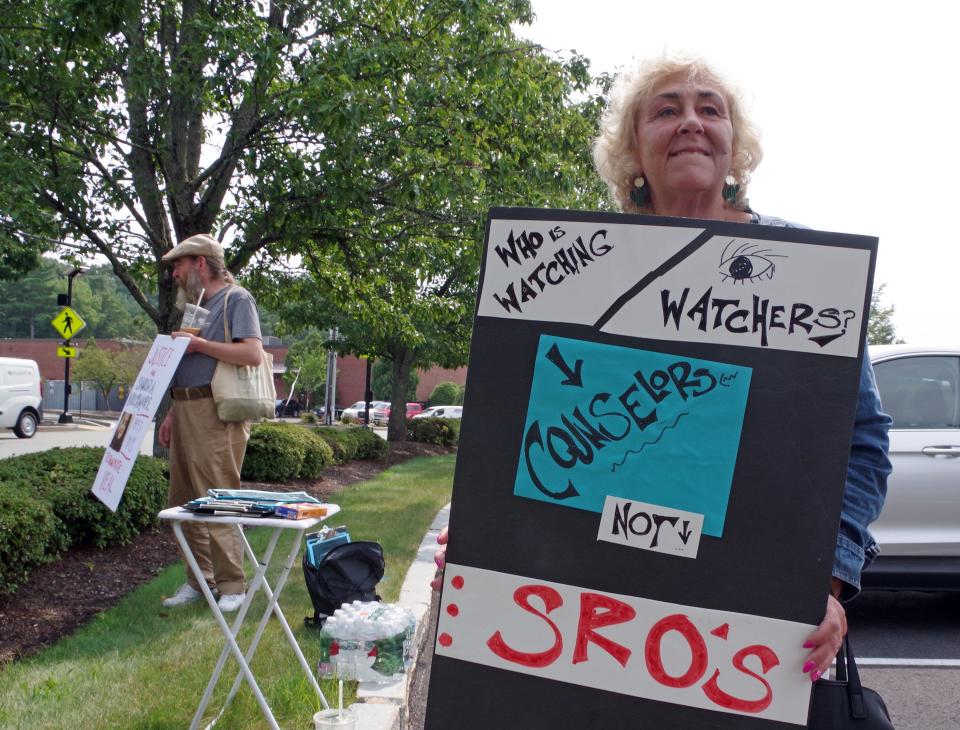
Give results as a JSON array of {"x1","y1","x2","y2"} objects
[{"x1": 158, "y1": 234, "x2": 264, "y2": 612}]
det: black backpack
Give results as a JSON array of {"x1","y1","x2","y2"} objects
[{"x1": 303, "y1": 541, "x2": 385, "y2": 627}]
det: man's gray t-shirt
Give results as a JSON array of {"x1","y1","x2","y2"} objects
[{"x1": 173, "y1": 285, "x2": 262, "y2": 387}]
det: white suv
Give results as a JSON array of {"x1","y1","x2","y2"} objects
[
  {"x1": 864, "y1": 345, "x2": 960, "y2": 590},
  {"x1": 0, "y1": 357, "x2": 43, "y2": 438}
]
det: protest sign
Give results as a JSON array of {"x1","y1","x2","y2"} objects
[
  {"x1": 424, "y1": 209, "x2": 877, "y2": 728},
  {"x1": 91, "y1": 335, "x2": 188, "y2": 512}
]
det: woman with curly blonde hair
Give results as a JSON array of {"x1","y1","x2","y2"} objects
[
  {"x1": 591, "y1": 55, "x2": 891, "y2": 685},
  {"x1": 435, "y1": 55, "x2": 891, "y2": 691},
  {"x1": 594, "y1": 56, "x2": 765, "y2": 221}
]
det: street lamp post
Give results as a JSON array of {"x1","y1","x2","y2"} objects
[{"x1": 58, "y1": 267, "x2": 83, "y2": 424}]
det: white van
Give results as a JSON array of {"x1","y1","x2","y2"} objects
[{"x1": 0, "y1": 358, "x2": 43, "y2": 438}]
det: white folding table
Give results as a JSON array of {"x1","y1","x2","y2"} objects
[{"x1": 159, "y1": 505, "x2": 340, "y2": 730}]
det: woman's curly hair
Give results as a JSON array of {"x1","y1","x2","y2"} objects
[{"x1": 593, "y1": 55, "x2": 763, "y2": 212}]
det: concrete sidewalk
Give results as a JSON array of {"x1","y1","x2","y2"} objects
[{"x1": 349, "y1": 503, "x2": 448, "y2": 730}]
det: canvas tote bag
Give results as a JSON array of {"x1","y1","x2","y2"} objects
[{"x1": 210, "y1": 286, "x2": 276, "y2": 422}]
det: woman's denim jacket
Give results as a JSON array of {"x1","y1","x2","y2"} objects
[{"x1": 753, "y1": 213, "x2": 893, "y2": 598}]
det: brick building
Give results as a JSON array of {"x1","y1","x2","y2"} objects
[{"x1": 0, "y1": 338, "x2": 466, "y2": 410}]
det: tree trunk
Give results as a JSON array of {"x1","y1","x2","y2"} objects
[{"x1": 387, "y1": 347, "x2": 415, "y2": 442}]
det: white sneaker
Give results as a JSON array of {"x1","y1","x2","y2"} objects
[
  {"x1": 162, "y1": 583, "x2": 202, "y2": 608},
  {"x1": 218, "y1": 593, "x2": 245, "y2": 613}
]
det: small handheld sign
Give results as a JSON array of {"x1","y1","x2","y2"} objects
[
  {"x1": 91, "y1": 335, "x2": 189, "y2": 511},
  {"x1": 424, "y1": 209, "x2": 877, "y2": 729}
]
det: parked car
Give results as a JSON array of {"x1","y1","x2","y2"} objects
[
  {"x1": 0, "y1": 357, "x2": 43, "y2": 438},
  {"x1": 862, "y1": 344, "x2": 960, "y2": 590},
  {"x1": 412, "y1": 405, "x2": 463, "y2": 420},
  {"x1": 274, "y1": 398, "x2": 301, "y2": 418},
  {"x1": 340, "y1": 400, "x2": 386, "y2": 422},
  {"x1": 372, "y1": 402, "x2": 425, "y2": 426},
  {"x1": 312, "y1": 404, "x2": 345, "y2": 419}
]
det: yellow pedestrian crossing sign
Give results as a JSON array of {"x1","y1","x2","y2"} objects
[
  {"x1": 57, "y1": 345, "x2": 77, "y2": 358},
  {"x1": 51, "y1": 306, "x2": 86, "y2": 340}
]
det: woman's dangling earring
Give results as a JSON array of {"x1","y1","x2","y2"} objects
[
  {"x1": 722, "y1": 175, "x2": 740, "y2": 205},
  {"x1": 630, "y1": 175, "x2": 649, "y2": 208}
]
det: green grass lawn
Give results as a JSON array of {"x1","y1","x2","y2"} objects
[{"x1": 0, "y1": 454, "x2": 455, "y2": 729}]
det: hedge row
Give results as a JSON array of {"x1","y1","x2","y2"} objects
[
  {"x1": 241, "y1": 423, "x2": 386, "y2": 482},
  {"x1": 0, "y1": 448, "x2": 168, "y2": 594},
  {"x1": 407, "y1": 417, "x2": 460, "y2": 446},
  {"x1": 314, "y1": 425, "x2": 388, "y2": 462}
]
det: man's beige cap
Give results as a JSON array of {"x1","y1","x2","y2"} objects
[{"x1": 161, "y1": 233, "x2": 225, "y2": 263}]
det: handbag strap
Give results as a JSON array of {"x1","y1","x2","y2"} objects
[
  {"x1": 837, "y1": 634, "x2": 869, "y2": 719},
  {"x1": 221, "y1": 285, "x2": 234, "y2": 342}
]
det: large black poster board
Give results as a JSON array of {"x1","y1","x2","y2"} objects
[{"x1": 425, "y1": 208, "x2": 877, "y2": 728}]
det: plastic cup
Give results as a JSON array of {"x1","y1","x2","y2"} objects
[
  {"x1": 313, "y1": 708, "x2": 356, "y2": 730},
  {"x1": 181, "y1": 303, "x2": 209, "y2": 335}
]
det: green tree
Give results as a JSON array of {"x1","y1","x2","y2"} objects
[
  {"x1": 868, "y1": 283, "x2": 903, "y2": 345},
  {"x1": 1, "y1": 0, "x2": 600, "y2": 336},
  {"x1": 72, "y1": 338, "x2": 144, "y2": 402},
  {"x1": 428, "y1": 381, "x2": 460, "y2": 406},
  {"x1": 282, "y1": 329, "x2": 329, "y2": 408},
  {"x1": 246, "y1": 2, "x2": 607, "y2": 440},
  {"x1": 3, "y1": 0, "x2": 606, "y2": 442},
  {"x1": 372, "y1": 359, "x2": 418, "y2": 402}
]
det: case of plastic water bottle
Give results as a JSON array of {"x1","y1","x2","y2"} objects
[{"x1": 317, "y1": 601, "x2": 416, "y2": 683}]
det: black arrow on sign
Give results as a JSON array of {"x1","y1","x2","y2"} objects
[
  {"x1": 678, "y1": 520, "x2": 694, "y2": 544},
  {"x1": 545, "y1": 342, "x2": 583, "y2": 387}
]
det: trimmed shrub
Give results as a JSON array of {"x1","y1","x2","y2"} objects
[
  {"x1": 292, "y1": 428, "x2": 335, "y2": 478},
  {"x1": 350, "y1": 426, "x2": 388, "y2": 459},
  {"x1": 243, "y1": 422, "x2": 334, "y2": 481},
  {"x1": 428, "y1": 381, "x2": 460, "y2": 406},
  {"x1": 0, "y1": 447, "x2": 168, "y2": 593},
  {"x1": 0, "y1": 492, "x2": 66, "y2": 594},
  {"x1": 314, "y1": 426, "x2": 359, "y2": 464},
  {"x1": 408, "y1": 417, "x2": 460, "y2": 446},
  {"x1": 243, "y1": 423, "x2": 306, "y2": 481},
  {"x1": 0, "y1": 448, "x2": 169, "y2": 549}
]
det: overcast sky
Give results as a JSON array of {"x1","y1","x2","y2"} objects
[{"x1": 520, "y1": 0, "x2": 957, "y2": 345}]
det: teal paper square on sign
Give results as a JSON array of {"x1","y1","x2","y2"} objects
[{"x1": 513, "y1": 336, "x2": 752, "y2": 536}]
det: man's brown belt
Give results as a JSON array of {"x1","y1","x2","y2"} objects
[{"x1": 170, "y1": 385, "x2": 213, "y2": 400}]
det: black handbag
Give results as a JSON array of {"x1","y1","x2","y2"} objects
[{"x1": 808, "y1": 635, "x2": 894, "y2": 729}]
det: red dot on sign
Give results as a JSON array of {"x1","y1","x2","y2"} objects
[
  {"x1": 446, "y1": 603, "x2": 459, "y2": 617},
  {"x1": 439, "y1": 633, "x2": 453, "y2": 647},
  {"x1": 711, "y1": 623, "x2": 730, "y2": 640},
  {"x1": 451, "y1": 576, "x2": 464, "y2": 589}
]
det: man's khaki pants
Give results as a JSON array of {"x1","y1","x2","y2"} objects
[{"x1": 167, "y1": 397, "x2": 250, "y2": 595}]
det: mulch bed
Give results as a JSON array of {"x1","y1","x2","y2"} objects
[{"x1": 0, "y1": 441, "x2": 453, "y2": 665}]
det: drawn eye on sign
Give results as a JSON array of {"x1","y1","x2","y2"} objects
[{"x1": 718, "y1": 239, "x2": 786, "y2": 284}]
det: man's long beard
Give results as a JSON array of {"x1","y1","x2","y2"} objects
[{"x1": 175, "y1": 268, "x2": 205, "y2": 310}]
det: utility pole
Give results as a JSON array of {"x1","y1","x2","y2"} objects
[{"x1": 323, "y1": 328, "x2": 338, "y2": 425}]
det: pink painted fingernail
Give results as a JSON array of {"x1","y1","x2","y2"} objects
[
  {"x1": 811, "y1": 670, "x2": 822, "y2": 682},
  {"x1": 802, "y1": 641, "x2": 815, "y2": 649},
  {"x1": 435, "y1": 554, "x2": 445, "y2": 568},
  {"x1": 802, "y1": 661, "x2": 816, "y2": 674}
]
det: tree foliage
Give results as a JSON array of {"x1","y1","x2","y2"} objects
[
  {"x1": 372, "y1": 358, "x2": 418, "y2": 402},
  {"x1": 72, "y1": 338, "x2": 146, "y2": 400},
  {"x1": 282, "y1": 328, "x2": 328, "y2": 407},
  {"x1": 0, "y1": 259, "x2": 154, "y2": 340},
  {"x1": 868, "y1": 283, "x2": 903, "y2": 345},
  {"x1": 428, "y1": 381, "x2": 461, "y2": 406},
  {"x1": 2, "y1": 0, "x2": 607, "y2": 441}
]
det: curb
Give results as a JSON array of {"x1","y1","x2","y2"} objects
[{"x1": 350, "y1": 503, "x2": 449, "y2": 730}]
